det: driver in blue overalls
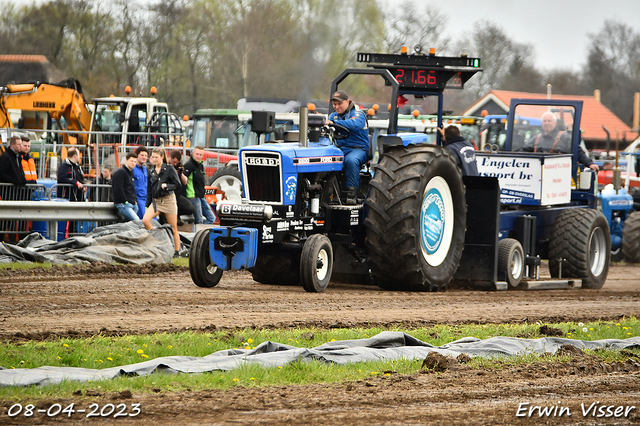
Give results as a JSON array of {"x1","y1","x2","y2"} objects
[{"x1": 326, "y1": 90, "x2": 369, "y2": 204}]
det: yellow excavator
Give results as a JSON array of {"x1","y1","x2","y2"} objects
[{"x1": 0, "y1": 78, "x2": 92, "y2": 146}]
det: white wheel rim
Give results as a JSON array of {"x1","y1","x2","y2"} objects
[
  {"x1": 316, "y1": 248, "x2": 329, "y2": 281},
  {"x1": 420, "y1": 176, "x2": 454, "y2": 267},
  {"x1": 511, "y1": 248, "x2": 523, "y2": 280},
  {"x1": 212, "y1": 175, "x2": 243, "y2": 204},
  {"x1": 206, "y1": 263, "x2": 218, "y2": 275},
  {"x1": 589, "y1": 227, "x2": 607, "y2": 277}
]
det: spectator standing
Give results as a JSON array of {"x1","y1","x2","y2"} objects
[
  {"x1": 0, "y1": 136, "x2": 26, "y2": 243},
  {"x1": 0, "y1": 136, "x2": 26, "y2": 188},
  {"x1": 111, "y1": 153, "x2": 139, "y2": 221},
  {"x1": 57, "y1": 147, "x2": 85, "y2": 237},
  {"x1": 57, "y1": 148, "x2": 86, "y2": 201},
  {"x1": 183, "y1": 146, "x2": 216, "y2": 224},
  {"x1": 20, "y1": 136, "x2": 37, "y2": 183},
  {"x1": 133, "y1": 146, "x2": 149, "y2": 219},
  {"x1": 169, "y1": 149, "x2": 195, "y2": 221},
  {"x1": 143, "y1": 148, "x2": 182, "y2": 257},
  {"x1": 92, "y1": 164, "x2": 113, "y2": 202}
]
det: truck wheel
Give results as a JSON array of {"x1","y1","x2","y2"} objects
[
  {"x1": 300, "y1": 234, "x2": 333, "y2": 293},
  {"x1": 189, "y1": 229, "x2": 223, "y2": 288},
  {"x1": 498, "y1": 238, "x2": 524, "y2": 289},
  {"x1": 208, "y1": 165, "x2": 243, "y2": 204},
  {"x1": 249, "y1": 254, "x2": 300, "y2": 285},
  {"x1": 548, "y1": 209, "x2": 610, "y2": 289},
  {"x1": 364, "y1": 145, "x2": 466, "y2": 291},
  {"x1": 622, "y1": 211, "x2": 640, "y2": 263}
]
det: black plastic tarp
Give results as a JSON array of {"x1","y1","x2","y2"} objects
[{"x1": 1, "y1": 332, "x2": 639, "y2": 387}]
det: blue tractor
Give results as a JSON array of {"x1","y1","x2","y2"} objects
[{"x1": 189, "y1": 50, "x2": 611, "y2": 292}]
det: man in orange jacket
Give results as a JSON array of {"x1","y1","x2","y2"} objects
[{"x1": 20, "y1": 136, "x2": 37, "y2": 183}]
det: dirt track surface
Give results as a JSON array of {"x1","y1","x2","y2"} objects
[{"x1": 1, "y1": 263, "x2": 640, "y2": 425}]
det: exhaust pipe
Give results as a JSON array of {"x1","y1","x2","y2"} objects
[{"x1": 299, "y1": 105, "x2": 308, "y2": 147}]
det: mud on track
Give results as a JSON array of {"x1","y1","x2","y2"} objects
[{"x1": 1, "y1": 263, "x2": 639, "y2": 424}]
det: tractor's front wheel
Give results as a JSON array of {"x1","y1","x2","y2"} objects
[
  {"x1": 300, "y1": 234, "x2": 333, "y2": 293},
  {"x1": 189, "y1": 229, "x2": 223, "y2": 288}
]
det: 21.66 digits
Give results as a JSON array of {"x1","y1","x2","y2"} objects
[
  {"x1": 394, "y1": 69, "x2": 437, "y2": 86},
  {"x1": 7, "y1": 402, "x2": 141, "y2": 418}
]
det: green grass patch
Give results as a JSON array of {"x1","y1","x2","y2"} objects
[
  {"x1": 0, "y1": 318, "x2": 638, "y2": 400},
  {"x1": 0, "y1": 262, "x2": 53, "y2": 271}
]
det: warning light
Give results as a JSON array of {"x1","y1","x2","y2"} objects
[
  {"x1": 150, "y1": 86, "x2": 157, "y2": 95},
  {"x1": 429, "y1": 48, "x2": 436, "y2": 56},
  {"x1": 401, "y1": 46, "x2": 408, "y2": 55},
  {"x1": 412, "y1": 110, "x2": 420, "y2": 118},
  {"x1": 368, "y1": 108, "x2": 375, "y2": 116},
  {"x1": 124, "y1": 86, "x2": 131, "y2": 95}
]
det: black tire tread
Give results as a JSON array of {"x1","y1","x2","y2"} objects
[
  {"x1": 498, "y1": 238, "x2": 524, "y2": 289},
  {"x1": 249, "y1": 254, "x2": 300, "y2": 285},
  {"x1": 300, "y1": 234, "x2": 333, "y2": 293},
  {"x1": 364, "y1": 145, "x2": 466, "y2": 291},
  {"x1": 548, "y1": 208, "x2": 610, "y2": 289},
  {"x1": 622, "y1": 211, "x2": 640, "y2": 263}
]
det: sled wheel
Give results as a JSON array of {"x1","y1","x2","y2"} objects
[
  {"x1": 549, "y1": 209, "x2": 610, "y2": 289},
  {"x1": 498, "y1": 238, "x2": 524, "y2": 289}
]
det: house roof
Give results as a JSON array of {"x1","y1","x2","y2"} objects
[
  {"x1": 0, "y1": 55, "x2": 48, "y2": 63},
  {"x1": 464, "y1": 89, "x2": 637, "y2": 142}
]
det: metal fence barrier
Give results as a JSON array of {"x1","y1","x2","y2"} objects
[{"x1": 0, "y1": 183, "x2": 120, "y2": 242}]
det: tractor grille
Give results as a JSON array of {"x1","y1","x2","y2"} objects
[{"x1": 243, "y1": 152, "x2": 282, "y2": 203}]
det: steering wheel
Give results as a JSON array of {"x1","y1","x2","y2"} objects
[{"x1": 327, "y1": 122, "x2": 350, "y2": 140}]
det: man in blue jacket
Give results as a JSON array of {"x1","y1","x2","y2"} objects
[{"x1": 326, "y1": 90, "x2": 369, "y2": 204}]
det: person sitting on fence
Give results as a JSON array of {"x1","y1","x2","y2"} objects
[
  {"x1": 57, "y1": 148, "x2": 86, "y2": 201},
  {"x1": 111, "y1": 153, "x2": 139, "y2": 222},
  {"x1": 91, "y1": 164, "x2": 113, "y2": 202}
]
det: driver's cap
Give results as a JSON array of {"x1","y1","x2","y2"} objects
[{"x1": 331, "y1": 90, "x2": 349, "y2": 102}]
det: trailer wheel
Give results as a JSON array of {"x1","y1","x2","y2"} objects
[
  {"x1": 249, "y1": 254, "x2": 300, "y2": 285},
  {"x1": 189, "y1": 229, "x2": 223, "y2": 288},
  {"x1": 364, "y1": 145, "x2": 466, "y2": 291},
  {"x1": 548, "y1": 209, "x2": 610, "y2": 289},
  {"x1": 208, "y1": 165, "x2": 243, "y2": 204},
  {"x1": 300, "y1": 234, "x2": 333, "y2": 293},
  {"x1": 621, "y1": 211, "x2": 640, "y2": 263},
  {"x1": 498, "y1": 238, "x2": 524, "y2": 289}
]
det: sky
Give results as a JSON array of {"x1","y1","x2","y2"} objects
[
  {"x1": 431, "y1": 0, "x2": 640, "y2": 71},
  {"x1": 8, "y1": 0, "x2": 640, "y2": 72}
]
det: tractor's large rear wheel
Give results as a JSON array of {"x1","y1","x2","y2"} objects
[
  {"x1": 189, "y1": 229, "x2": 223, "y2": 288},
  {"x1": 548, "y1": 208, "x2": 610, "y2": 289},
  {"x1": 249, "y1": 254, "x2": 300, "y2": 285},
  {"x1": 364, "y1": 145, "x2": 466, "y2": 291},
  {"x1": 208, "y1": 165, "x2": 243, "y2": 204},
  {"x1": 622, "y1": 211, "x2": 640, "y2": 263}
]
